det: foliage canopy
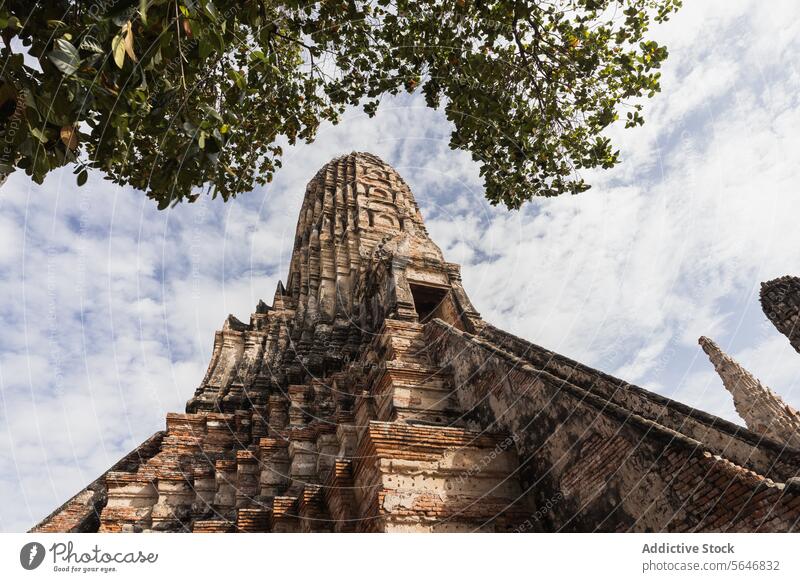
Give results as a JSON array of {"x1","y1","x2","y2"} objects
[{"x1": 0, "y1": 0, "x2": 681, "y2": 209}]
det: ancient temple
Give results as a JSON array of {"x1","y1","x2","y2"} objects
[
  {"x1": 34, "y1": 153, "x2": 800, "y2": 533},
  {"x1": 761, "y1": 276, "x2": 800, "y2": 355},
  {"x1": 699, "y1": 336, "x2": 800, "y2": 449}
]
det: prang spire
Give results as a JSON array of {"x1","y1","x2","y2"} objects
[
  {"x1": 760, "y1": 276, "x2": 800, "y2": 355},
  {"x1": 699, "y1": 336, "x2": 800, "y2": 448},
  {"x1": 33, "y1": 154, "x2": 800, "y2": 534}
]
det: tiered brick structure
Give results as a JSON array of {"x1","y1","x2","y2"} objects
[
  {"x1": 34, "y1": 153, "x2": 800, "y2": 533},
  {"x1": 761, "y1": 276, "x2": 800, "y2": 355},
  {"x1": 699, "y1": 336, "x2": 800, "y2": 449}
]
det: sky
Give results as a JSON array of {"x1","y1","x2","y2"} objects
[{"x1": 3, "y1": 0, "x2": 800, "y2": 532}]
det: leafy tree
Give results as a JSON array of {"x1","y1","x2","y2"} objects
[{"x1": 0, "y1": 0, "x2": 681, "y2": 209}]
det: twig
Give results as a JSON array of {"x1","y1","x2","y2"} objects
[{"x1": 175, "y1": 0, "x2": 187, "y2": 91}]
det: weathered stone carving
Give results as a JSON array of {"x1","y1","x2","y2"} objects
[
  {"x1": 34, "y1": 153, "x2": 800, "y2": 533},
  {"x1": 699, "y1": 336, "x2": 800, "y2": 449},
  {"x1": 761, "y1": 276, "x2": 800, "y2": 354}
]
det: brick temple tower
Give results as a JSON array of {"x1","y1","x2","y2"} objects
[
  {"x1": 34, "y1": 153, "x2": 800, "y2": 533},
  {"x1": 761, "y1": 276, "x2": 800, "y2": 355},
  {"x1": 699, "y1": 336, "x2": 800, "y2": 448}
]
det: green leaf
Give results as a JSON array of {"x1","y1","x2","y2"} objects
[
  {"x1": 77, "y1": 169, "x2": 88, "y2": 186},
  {"x1": 140, "y1": 0, "x2": 148, "y2": 25},
  {"x1": 79, "y1": 36, "x2": 105, "y2": 54},
  {"x1": 30, "y1": 126, "x2": 49, "y2": 144},
  {"x1": 201, "y1": 103, "x2": 223, "y2": 122},
  {"x1": 204, "y1": 1, "x2": 220, "y2": 22},
  {"x1": 227, "y1": 69, "x2": 246, "y2": 90},
  {"x1": 32, "y1": 153, "x2": 50, "y2": 181},
  {"x1": 48, "y1": 38, "x2": 81, "y2": 76},
  {"x1": 1, "y1": 0, "x2": 681, "y2": 209}
]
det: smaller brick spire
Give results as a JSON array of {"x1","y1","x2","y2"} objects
[
  {"x1": 699, "y1": 336, "x2": 800, "y2": 448},
  {"x1": 760, "y1": 276, "x2": 800, "y2": 354}
]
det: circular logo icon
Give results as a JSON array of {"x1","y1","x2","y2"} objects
[{"x1": 20, "y1": 542, "x2": 46, "y2": 570}]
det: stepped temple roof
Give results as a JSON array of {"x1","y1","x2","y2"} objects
[{"x1": 34, "y1": 153, "x2": 800, "y2": 533}]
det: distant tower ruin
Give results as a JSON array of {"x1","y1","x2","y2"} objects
[
  {"x1": 699, "y1": 336, "x2": 800, "y2": 448},
  {"x1": 761, "y1": 276, "x2": 800, "y2": 354},
  {"x1": 34, "y1": 153, "x2": 800, "y2": 533}
]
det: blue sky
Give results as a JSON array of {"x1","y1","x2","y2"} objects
[{"x1": 3, "y1": 1, "x2": 800, "y2": 532}]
